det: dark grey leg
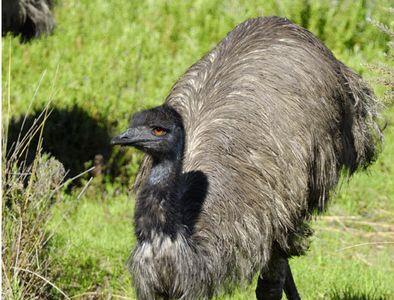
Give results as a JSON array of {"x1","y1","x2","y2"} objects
[
  {"x1": 284, "y1": 261, "x2": 300, "y2": 300},
  {"x1": 255, "y1": 257, "x2": 300, "y2": 300},
  {"x1": 256, "y1": 256, "x2": 287, "y2": 300}
]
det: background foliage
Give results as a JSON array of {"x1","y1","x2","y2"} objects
[{"x1": 2, "y1": 0, "x2": 393, "y2": 299}]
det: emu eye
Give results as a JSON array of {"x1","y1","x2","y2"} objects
[{"x1": 152, "y1": 127, "x2": 167, "y2": 137}]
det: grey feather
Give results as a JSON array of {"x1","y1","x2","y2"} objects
[
  {"x1": 129, "y1": 16, "x2": 382, "y2": 300},
  {"x1": 2, "y1": 0, "x2": 55, "y2": 41}
]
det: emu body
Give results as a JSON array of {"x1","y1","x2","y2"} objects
[
  {"x1": 112, "y1": 17, "x2": 381, "y2": 299},
  {"x1": 2, "y1": 0, "x2": 55, "y2": 41}
]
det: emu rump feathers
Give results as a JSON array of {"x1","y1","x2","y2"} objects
[
  {"x1": 120, "y1": 17, "x2": 381, "y2": 299},
  {"x1": 2, "y1": 0, "x2": 55, "y2": 41}
]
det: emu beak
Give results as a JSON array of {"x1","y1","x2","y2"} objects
[{"x1": 111, "y1": 128, "x2": 143, "y2": 146}]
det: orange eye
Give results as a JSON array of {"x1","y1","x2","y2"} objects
[{"x1": 152, "y1": 127, "x2": 167, "y2": 136}]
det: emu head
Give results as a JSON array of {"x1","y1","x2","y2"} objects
[{"x1": 111, "y1": 105, "x2": 184, "y2": 159}]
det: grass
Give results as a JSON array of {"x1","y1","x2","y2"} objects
[
  {"x1": 47, "y1": 117, "x2": 394, "y2": 299},
  {"x1": 2, "y1": 0, "x2": 392, "y2": 181},
  {"x1": 2, "y1": 111, "x2": 68, "y2": 298},
  {"x1": 2, "y1": 0, "x2": 393, "y2": 299},
  {"x1": 48, "y1": 194, "x2": 136, "y2": 299}
]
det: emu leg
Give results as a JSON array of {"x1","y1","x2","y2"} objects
[
  {"x1": 284, "y1": 261, "x2": 300, "y2": 300},
  {"x1": 255, "y1": 257, "x2": 300, "y2": 300}
]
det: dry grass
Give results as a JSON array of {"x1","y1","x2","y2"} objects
[
  {"x1": 2, "y1": 103, "x2": 69, "y2": 299},
  {"x1": 366, "y1": 9, "x2": 394, "y2": 107}
]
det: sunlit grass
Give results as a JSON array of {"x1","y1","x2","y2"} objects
[{"x1": 2, "y1": 0, "x2": 393, "y2": 299}]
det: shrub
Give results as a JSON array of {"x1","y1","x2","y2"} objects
[{"x1": 2, "y1": 107, "x2": 68, "y2": 299}]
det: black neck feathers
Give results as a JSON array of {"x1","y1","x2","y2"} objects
[{"x1": 134, "y1": 135, "x2": 185, "y2": 242}]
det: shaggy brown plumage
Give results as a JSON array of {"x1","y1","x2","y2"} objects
[{"x1": 115, "y1": 16, "x2": 381, "y2": 300}]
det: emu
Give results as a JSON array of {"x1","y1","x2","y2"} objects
[
  {"x1": 112, "y1": 17, "x2": 381, "y2": 299},
  {"x1": 2, "y1": 0, "x2": 55, "y2": 42}
]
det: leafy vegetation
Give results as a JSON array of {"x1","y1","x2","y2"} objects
[{"x1": 2, "y1": 0, "x2": 393, "y2": 299}]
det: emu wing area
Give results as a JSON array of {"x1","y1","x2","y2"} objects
[
  {"x1": 135, "y1": 17, "x2": 378, "y2": 279},
  {"x1": 167, "y1": 17, "x2": 343, "y2": 250}
]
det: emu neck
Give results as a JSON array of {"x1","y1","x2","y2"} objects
[
  {"x1": 148, "y1": 157, "x2": 181, "y2": 188},
  {"x1": 135, "y1": 154, "x2": 184, "y2": 241}
]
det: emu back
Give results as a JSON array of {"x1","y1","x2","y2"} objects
[
  {"x1": 130, "y1": 17, "x2": 381, "y2": 299},
  {"x1": 2, "y1": 0, "x2": 55, "y2": 41}
]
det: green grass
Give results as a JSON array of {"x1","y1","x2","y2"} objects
[
  {"x1": 48, "y1": 118, "x2": 394, "y2": 299},
  {"x1": 2, "y1": 0, "x2": 393, "y2": 299},
  {"x1": 2, "y1": 0, "x2": 391, "y2": 125},
  {"x1": 2, "y1": 0, "x2": 392, "y2": 181},
  {"x1": 48, "y1": 194, "x2": 136, "y2": 298}
]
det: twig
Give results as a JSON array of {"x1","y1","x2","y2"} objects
[
  {"x1": 315, "y1": 225, "x2": 394, "y2": 237},
  {"x1": 354, "y1": 253, "x2": 372, "y2": 266},
  {"x1": 336, "y1": 241, "x2": 394, "y2": 252},
  {"x1": 70, "y1": 292, "x2": 133, "y2": 299},
  {"x1": 345, "y1": 220, "x2": 393, "y2": 229},
  {"x1": 16, "y1": 70, "x2": 47, "y2": 147},
  {"x1": 77, "y1": 177, "x2": 93, "y2": 200},
  {"x1": 52, "y1": 166, "x2": 96, "y2": 194},
  {"x1": 2, "y1": 260, "x2": 12, "y2": 297},
  {"x1": 12, "y1": 267, "x2": 70, "y2": 299},
  {"x1": 319, "y1": 216, "x2": 394, "y2": 230},
  {"x1": 320, "y1": 215, "x2": 359, "y2": 221},
  {"x1": 13, "y1": 218, "x2": 23, "y2": 283}
]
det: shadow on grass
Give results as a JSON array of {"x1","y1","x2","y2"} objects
[
  {"x1": 329, "y1": 286, "x2": 389, "y2": 300},
  {"x1": 6, "y1": 105, "x2": 112, "y2": 180}
]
